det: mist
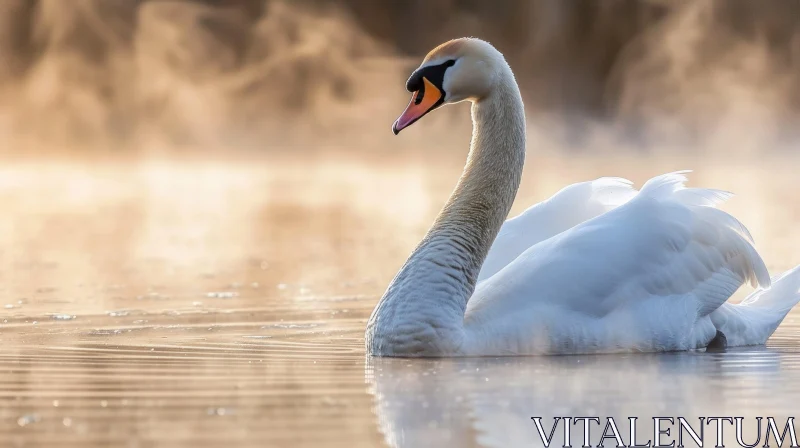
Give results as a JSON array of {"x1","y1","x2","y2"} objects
[{"x1": 1, "y1": 0, "x2": 799, "y2": 153}]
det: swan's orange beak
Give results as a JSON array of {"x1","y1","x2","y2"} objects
[{"x1": 392, "y1": 77, "x2": 444, "y2": 135}]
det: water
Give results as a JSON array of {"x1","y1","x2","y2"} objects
[{"x1": 1, "y1": 154, "x2": 799, "y2": 447}]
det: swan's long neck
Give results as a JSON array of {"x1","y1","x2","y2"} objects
[
  {"x1": 367, "y1": 67, "x2": 526, "y2": 355},
  {"x1": 428, "y1": 76, "x2": 526, "y2": 292}
]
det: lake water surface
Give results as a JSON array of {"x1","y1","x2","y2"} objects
[{"x1": 2, "y1": 153, "x2": 799, "y2": 447}]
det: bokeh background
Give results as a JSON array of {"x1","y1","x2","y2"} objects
[
  {"x1": 4, "y1": 3, "x2": 800, "y2": 446},
  {"x1": 3, "y1": 0, "x2": 800, "y2": 153}
]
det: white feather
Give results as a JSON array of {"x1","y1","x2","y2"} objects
[
  {"x1": 711, "y1": 266, "x2": 800, "y2": 346},
  {"x1": 478, "y1": 177, "x2": 637, "y2": 282},
  {"x1": 460, "y1": 172, "x2": 794, "y2": 355}
]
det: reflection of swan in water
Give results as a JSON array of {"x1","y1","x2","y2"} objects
[
  {"x1": 365, "y1": 349, "x2": 797, "y2": 448},
  {"x1": 366, "y1": 37, "x2": 800, "y2": 357}
]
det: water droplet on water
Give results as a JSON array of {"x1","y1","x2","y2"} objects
[
  {"x1": 17, "y1": 413, "x2": 40, "y2": 427},
  {"x1": 261, "y1": 323, "x2": 318, "y2": 330},
  {"x1": 321, "y1": 396, "x2": 346, "y2": 407},
  {"x1": 206, "y1": 407, "x2": 233, "y2": 416},
  {"x1": 49, "y1": 314, "x2": 76, "y2": 321},
  {"x1": 62, "y1": 417, "x2": 72, "y2": 427},
  {"x1": 89, "y1": 329, "x2": 125, "y2": 336},
  {"x1": 276, "y1": 283, "x2": 288, "y2": 290},
  {"x1": 206, "y1": 291, "x2": 238, "y2": 299},
  {"x1": 107, "y1": 310, "x2": 130, "y2": 317}
]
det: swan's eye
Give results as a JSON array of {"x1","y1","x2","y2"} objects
[{"x1": 406, "y1": 60, "x2": 457, "y2": 93}]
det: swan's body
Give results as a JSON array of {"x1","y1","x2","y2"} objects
[
  {"x1": 478, "y1": 176, "x2": 637, "y2": 282},
  {"x1": 365, "y1": 38, "x2": 800, "y2": 357}
]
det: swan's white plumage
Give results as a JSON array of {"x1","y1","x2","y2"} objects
[
  {"x1": 711, "y1": 266, "x2": 800, "y2": 346},
  {"x1": 463, "y1": 172, "x2": 788, "y2": 355},
  {"x1": 478, "y1": 177, "x2": 637, "y2": 282},
  {"x1": 366, "y1": 37, "x2": 800, "y2": 358}
]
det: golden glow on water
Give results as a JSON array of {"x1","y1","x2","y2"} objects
[{"x1": 1, "y1": 153, "x2": 799, "y2": 447}]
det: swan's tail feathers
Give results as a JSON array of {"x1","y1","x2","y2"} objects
[{"x1": 710, "y1": 265, "x2": 800, "y2": 346}]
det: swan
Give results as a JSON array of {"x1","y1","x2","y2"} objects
[{"x1": 365, "y1": 37, "x2": 800, "y2": 357}]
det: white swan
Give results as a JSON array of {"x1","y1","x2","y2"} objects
[{"x1": 365, "y1": 37, "x2": 800, "y2": 357}]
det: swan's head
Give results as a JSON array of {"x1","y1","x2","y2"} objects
[{"x1": 392, "y1": 38, "x2": 507, "y2": 134}]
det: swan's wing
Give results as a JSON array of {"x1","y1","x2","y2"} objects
[
  {"x1": 466, "y1": 172, "x2": 770, "y2": 353},
  {"x1": 477, "y1": 177, "x2": 637, "y2": 282}
]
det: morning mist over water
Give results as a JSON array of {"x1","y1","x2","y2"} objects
[{"x1": 0, "y1": 0, "x2": 799, "y2": 153}]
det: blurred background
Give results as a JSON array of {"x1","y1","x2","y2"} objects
[
  {"x1": 3, "y1": 0, "x2": 800, "y2": 153},
  {"x1": 4, "y1": 3, "x2": 800, "y2": 446}
]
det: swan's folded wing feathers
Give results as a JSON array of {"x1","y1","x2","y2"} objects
[
  {"x1": 477, "y1": 177, "x2": 636, "y2": 282},
  {"x1": 588, "y1": 177, "x2": 637, "y2": 208},
  {"x1": 631, "y1": 183, "x2": 769, "y2": 308},
  {"x1": 638, "y1": 171, "x2": 765, "y2": 286},
  {"x1": 692, "y1": 205, "x2": 755, "y2": 244},
  {"x1": 469, "y1": 172, "x2": 769, "y2": 329},
  {"x1": 674, "y1": 188, "x2": 734, "y2": 208},
  {"x1": 638, "y1": 170, "x2": 692, "y2": 199}
]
